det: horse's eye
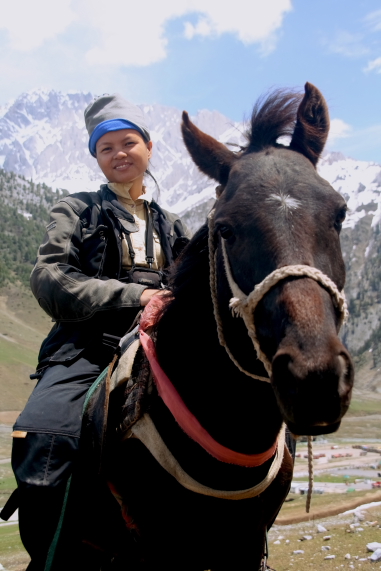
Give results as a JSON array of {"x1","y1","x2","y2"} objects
[
  {"x1": 218, "y1": 225, "x2": 234, "y2": 240},
  {"x1": 334, "y1": 206, "x2": 347, "y2": 232}
]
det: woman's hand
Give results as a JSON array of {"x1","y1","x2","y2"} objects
[{"x1": 140, "y1": 288, "x2": 168, "y2": 306}]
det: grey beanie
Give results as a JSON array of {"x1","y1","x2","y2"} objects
[{"x1": 84, "y1": 94, "x2": 151, "y2": 156}]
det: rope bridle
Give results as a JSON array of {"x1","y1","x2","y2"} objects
[
  {"x1": 208, "y1": 209, "x2": 348, "y2": 511},
  {"x1": 208, "y1": 209, "x2": 348, "y2": 380}
]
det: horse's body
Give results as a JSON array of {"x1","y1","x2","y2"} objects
[{"x1": 105, "y1": 84, "x2": 354, "y2": 570}]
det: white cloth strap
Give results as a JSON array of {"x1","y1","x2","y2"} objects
[{"x1": 127, "y1": 413, "x2": 286, "y2": 500}]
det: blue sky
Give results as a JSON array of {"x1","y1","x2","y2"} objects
[{"x1": 0, "y1": 0, "x2": 380, "y2": 161}]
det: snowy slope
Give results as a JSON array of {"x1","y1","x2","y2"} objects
[
  {"x1": 1, "y1": 88, "x2": 380, "y2": 228},
  {"x1": 319, "y1": 152, "x2": 381, "y2": 232}
]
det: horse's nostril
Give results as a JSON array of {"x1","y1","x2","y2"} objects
[
  {"x1": 337, "y1": 354, "x2": 348, "y2": 376},
  {"x1": 272, "y1": 347, "x2": 354, "y2": 405},
  {"x1": 337, "y1": 352, "x2": 353, "y2": 399}
]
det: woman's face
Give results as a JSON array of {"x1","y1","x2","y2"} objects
[{"x1": 96, "y1": 129, "x2": 153, "y2": 184}]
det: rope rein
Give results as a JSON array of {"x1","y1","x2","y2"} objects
[
  {"x1": 207, "y1": 209, "x2": 348, "y2": 512},
  {"x1": 208, "y1": 212, "x2": 270, "y2": 382},
  {"x1": 306, "y1": 435, "x2": 314, "y2": 513}
]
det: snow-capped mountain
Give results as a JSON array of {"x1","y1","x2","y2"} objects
[
  {"x1": 0, "y1": 88, "x2": 243, "y2": 218},
  {"x1": 316, "y1": 153, "x2": 381, "y2": 363},
  {"x1": 319, "y1": 152, "x2": 381, "y2": 232},
  {"x1": 1, "y1": 89, "x2": 381, "y2": 377}
]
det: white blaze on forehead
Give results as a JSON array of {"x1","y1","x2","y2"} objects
[{"x1": 266, "y1": 192, "x2": 302, "y2": 212}]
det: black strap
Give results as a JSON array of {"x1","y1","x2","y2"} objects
[
  {"x1": 125, "y1": 233, "x2": 136, "y2": 268},
  {"x1": 0, "y1": 488, "x2": 19, "y2": 521},
  {"x1": 124, "y1": 204, "x2": 155, "y2": 268},
  {"x1": 145, "y1": 202, "x2": 155, "y2": 268},
  {"x1": 102, "y1": 333, "x2": 122, "y2": 350}
]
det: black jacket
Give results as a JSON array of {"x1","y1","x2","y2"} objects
[{"x1": 31, "y1": 185, "x2": 191, "y2": 370}]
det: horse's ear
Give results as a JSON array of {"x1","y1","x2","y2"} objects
[
  {"x1": 181, "y1": 111, "x2": 236, "y2": 185},
  {"x1": 289, "y1": 82, "x2": 330, "y2": 167}
]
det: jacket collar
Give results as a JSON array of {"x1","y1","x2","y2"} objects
[
  {"x1": 100, "y1": 184, "x2": 136, "y2": 223},
  {"x1": 99, "y1": 185, "x2": 174, "y2": 268}
]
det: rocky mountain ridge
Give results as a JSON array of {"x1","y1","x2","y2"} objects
[
  {"x1": 317, "y1": 154, "x2": 381, "y2": 364},
  {"x1": 0, "y1": 89, "x2": 243, "y2": 217}
]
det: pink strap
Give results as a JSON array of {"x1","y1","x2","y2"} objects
[
  {"x1": 139, "y1": 329, "x2": 278, "y2": 467},
  {"x1": 140, "y1": 293, "x2": 171, "y2": 331}
]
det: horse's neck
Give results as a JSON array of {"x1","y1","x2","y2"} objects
[{"x1": 155, "y1": 264, "x2": 283, "y2": 455}]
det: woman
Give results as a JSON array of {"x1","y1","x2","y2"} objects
[{"x1": 10, "y1": 94, "x2": 191, "y2": 569}]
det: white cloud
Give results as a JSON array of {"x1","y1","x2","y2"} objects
[
  {"x1": 0, "y1": 0, "x2": 292, "y2": 66},
  {"x1": 364, "y1": 9, "x2": 381, "y2": 32},
  {"x1": 327, "y1": 119, "x2": 352, "y2": 147},
  {"x1": 364, "y1": 56, "x2": 381, "y2": 73},
  {"x1": 325, "y1": 122, "x2": 381, "y2": 161},
  {"x1": 0, "y1": 0, "x2": 76, "y2": 51},
  {"x1": 184, "y1": 18, "x2": 213, "y2": 40},
  {"x1": 325, "y1": 31, "x2": 369, "y2": 59},
  {"x1": 81, "y1": 0, "x2": 292, "y2": 67},
  {"x1": 182, "y1": 0, "x2": 292, "y2": 45}
]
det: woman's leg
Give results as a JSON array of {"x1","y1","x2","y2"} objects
[
  {"x1": 17, "y1": 478, "x2": 67, "y2": 571},
  {"x1": 12, "y1": 349, "x2": 109, "y2": 570}
]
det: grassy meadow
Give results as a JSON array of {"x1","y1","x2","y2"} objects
[
  {"x1": 269, "y1": 504, "x2": 381, "y2": 571},
  {"x1": 0, "y1": 285, "x2": 51, "y2": 412}
]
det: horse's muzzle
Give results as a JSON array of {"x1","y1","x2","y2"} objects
[{"x1": 271, "y1": 343, "x2": 354, "y2": 436}]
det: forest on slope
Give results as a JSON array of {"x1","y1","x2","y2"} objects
[{"x1": 0, "y1": 169, "x2": 68, "y2": 287}]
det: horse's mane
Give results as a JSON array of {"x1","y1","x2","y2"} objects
[
  {"x1": 243, "y1": 89, "x2": 302, "y2": 153},
  {"x1": 168, "y1": 223, "x2": 209, "y2": 295},
  {"x1": 154, "y1": 222, "x2": 210, "y2": 329},
  {"x1": 160, "y1": 90, "x2": 303, "y2": 313},
  {"x1": 165, "y1": 92, "x2": 302, "y2": 300}
]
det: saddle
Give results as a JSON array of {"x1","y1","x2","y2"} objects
[{"x1": 81, "y1": 323, "x2": 155, "y2": 476}]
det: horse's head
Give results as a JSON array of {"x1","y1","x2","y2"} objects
[{"x1": 181, "y1": 82, "x2": 354, "y2": 436}]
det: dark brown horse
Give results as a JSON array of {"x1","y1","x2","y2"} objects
[{"x1": 105, "y1": 83, "x2": 353, "y2": 571}]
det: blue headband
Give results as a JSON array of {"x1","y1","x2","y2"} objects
[{"x1": 89, "y1": 118, "x2": 147, "y2": 157}]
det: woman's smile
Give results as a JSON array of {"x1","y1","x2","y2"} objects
[{"x1": 115, "y1": 161, "x2": 133, "y2": 171}]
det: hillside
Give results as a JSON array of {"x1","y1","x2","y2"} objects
[
  {"x1": 0, "y1": 170, "x2": 58, "y2": 409},
  {"x1": 0, "y1": 285, "x2": 51, "y2": 411}
]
